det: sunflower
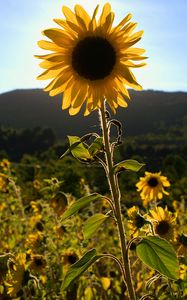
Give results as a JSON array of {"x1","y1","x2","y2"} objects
[
  {"x1": 5, "y1": 254, "x2": 28, "y2": 298},
  {"x1": 148, "y1": 206, "x2": 176, "y2": 241},
  {"x1": 127, "y1": 206, "x2": 147, "y2": 235},
  {"x1": 0, "y1": 159, "x2": 10, "y2": 171},
  {"x1": 25, "y1": 232, "x2": 43, "y2": 249},
  {"x1": 50, "y1": 192, "x2": 68, "y2": 216},
  {"x1": 136, "y1": 171, "x2": 170, "y2": 205},
  {"x1": 30, "y1": 200, "x2": 42, "y2": 214},
  {"x1": 36, "y1": 3, "x2": 146, "y2": 115},
  {"x1": 29, "y1": 254, "x2": 47, "y2": 273}
]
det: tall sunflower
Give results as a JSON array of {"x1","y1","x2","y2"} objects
[
  {"x1": 36, "y1": 3, "x2": 146, "y2": 115},
  {"x1": 136, "y1": 171, "x2": 170, "y2": 206}
]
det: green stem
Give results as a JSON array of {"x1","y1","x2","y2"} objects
[{"x1": 99, "y1": 102, "x2": 136, "y2": 300}]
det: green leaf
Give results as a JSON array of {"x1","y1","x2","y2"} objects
[
  {"x1": 68, "y1": 136, "x2": 92, "y2": 161},
  {"x1": 61, "y1": 136, "x2": 92, "y2": 161},
  {"x1": 136, "y1": 236, "x2": 179, "y2": 280},
  {"x1": 88, "y1": 137, "x2": 103, "y2": 156},
  {"x1": 113, "y1": 159, "x2": 145, "y2": 174},
  {"x1": 62, "y1": 249, "x2": 102, "y2": 290},
  {"x1": 61, "y1": 193, "x2": 104, "y2": 221},
  {"x1": 83, "y1": 213, "x2": 108, "y2": 240}
]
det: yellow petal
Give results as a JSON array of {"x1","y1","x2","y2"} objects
[
  {"x1": 89, "y1": 5, "x2": 99, "y2": 31},
  {"x1": 122, "y1": 22, "x2": 138, "y2": 37},
  {"x1": 37, "y1": 68, "x2": 62, "y2": 80},
  {"x1": 39, "y1": 60, "x2": 64, "y2": 69},
  {"x1": 49, "y1": 76, "x2": 73, "y2": 97},
  {"x1": 118, "y1": 64, "x2": 143, "y2": 90},
  {"x1": 101, "y1": 12, "x2": 114, "y2": 33},
  {"x1": 74, "y1": 5, "x2": 91, "y2": 29},
  {"x1": 125, "y1": 30, "x2": 144, "y2": 43},
  {"x1": 53, "y1": 19, "x2": 76, "y2": 37},
  {"x1": 117, "y1": 94, "x2": 128, "y2": 107},
  {"x1": 37, "y1": 40, "x2": 63, "y2": 51},
  {"x1": 115, "y1": 78, "x2": 130, "y2": 98},
  {"x1": 62, "y1": 6, "x2": 78, "y2": 24},
  {"x1": 48, "y1": 71, "x2": 72, "y2": 92},
  {"x1": 42, "y1": 29, "x2": 72, "y2": 47},
  {"x1": 62, "y1": 86, "x2": 73, "y2": 110},
  {"x1": 44, "y1": 69, "x2": 70, "y2": 91},
  {"x1": 122, "y1": 61, "x2": 147, "y2": 68},
  {"x1": 72, "y1": 83, "x2": 88, "y2": 108},
  {"x1": 113, "y1": 13, "x2": 132, "y2": 32},
  {"x1": 69, "y1": 106, "x2": 82, "y2": 115},
  {"x1": 35, "y1": 53, "x2": 66, "y2": 62},
  {"x1": 99, "y1": 3, "x2": 111, "y2": 26}
]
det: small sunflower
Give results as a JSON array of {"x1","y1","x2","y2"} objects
[
  {"x1": 33, "y1": 179, "x2": 42, "y2": 190},
  {"x1": 25, "y1": 232, "x2": 43, "y2": 249},
  {"x1": 136, "y1": 171, "x2": 170, "y2": 205},
  {"x1": 29, "y1": 254, "x2": 47, "y2": 273},
  {"x1": 50, "y1": 192, "x2": 68, "y2": 216},
  {"x1": 36, "y1": 3, "x2": 146, "y2": 115},
  {"x1": 0, "y1": 159, "x2": 10, "y2": 171},
  {"x1": 127, "y1": 206, "x2": 147, "y2": 235},
  {"x1": 148, "y1": 206, "x2": 176, "y2": 241},
  {"x1": 30, "y1": 201, "x2": 43, "y2": 214}
]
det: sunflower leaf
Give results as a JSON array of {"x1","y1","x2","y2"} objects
[
  {"x1": 136, "y1": 236, "x2": 179, "y2": 280},
  {"x1": 60, "y1": 136, "x2": 92, "y2": 161},
  {"x1": 88, "y1": 137, "x2": 103, "y2": 156},
  {"x1": 62, "y1": 249, "x2": 102, "y2": 290},
  {"x1": 83, "y1": 213, "x2": 108, "y2": 240},
  {"x1": 113, "y1": 159, "x2": 145, "y2": 174},
  {"x1": 61, "y1": 193, "x2": 104, "y2": 221}
]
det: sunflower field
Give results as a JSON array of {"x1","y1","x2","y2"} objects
[{"x1": 0, "y1": 125, "x2": 187, "y2": 300}]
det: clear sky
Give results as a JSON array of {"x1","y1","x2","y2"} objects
[{"x1": 0, "y1": 0, "x2": 187, "y2": 94}]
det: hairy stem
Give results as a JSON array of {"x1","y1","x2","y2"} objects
[{"x1": 99, "y1": 102, "x2": 136, "y2": 300}]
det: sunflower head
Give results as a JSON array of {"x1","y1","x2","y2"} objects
[
  {"x1": 36, "y1": 3, "x2": 146, "y2": 115},
  {"x1": 136, "y1": 171, "x2": 170, "y2": 205},
  {"x1": 30, "y1": 201, "x2": 43, "y2": 214},
  {"x1": 25, "y1": 232, "x2": 43, "y2": 249},
  {"x1": 127, "y1": 206, "x2": 147, "y2": 235},
  {"x1": 0, "y1": 159, "x2": 11, "y2": 171},
  {"x1": 29, "y1": 254, "x2": 47, "y2": 273},
  {"x1": 50, "y1": 192, "x2": 68, "y2": 216},
  {"x1": 148, "y1": 206, "x2": 176, "y2": 241},
  {"x1": 33, "y1": 179, "x2": 42, "y2": 190}
]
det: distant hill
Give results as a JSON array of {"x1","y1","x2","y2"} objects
[{"x1": 0, "y1": 89, "x2": 187, "y2": 138}]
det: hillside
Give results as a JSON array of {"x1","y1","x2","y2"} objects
[{"x1": 0, "y1": 89, "x2": 187, "y2": 138}]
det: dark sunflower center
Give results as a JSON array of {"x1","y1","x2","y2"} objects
[
  {"x1": 72, "y1": 36, "x2": 116, "y2": 80},
  {"x1": 135, "y1": 215, "x2": 146, "y2": 229},
  {"x1": 35, "y1": 258, "x2": 43, "y2": 266},
  {"x1": 148, "y1": 177, "x2": 158, "y2": 187},
  {"x1": 68, "y1": 255, "x2": 77, "y2": 265},
  {"x1": 156, "y1": 221, "x2": 170, "y2": 235}
]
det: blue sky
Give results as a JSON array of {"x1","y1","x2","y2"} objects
[{"x1": 1, "y1": 0, "x2": 187, "y2": 94}]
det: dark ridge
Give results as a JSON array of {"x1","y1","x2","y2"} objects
[{"x1": 0, "y1": 89, "x2": 187, "y2": 138}]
